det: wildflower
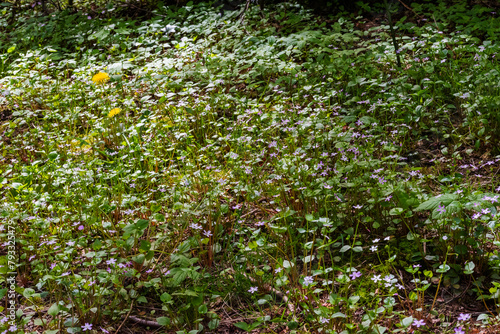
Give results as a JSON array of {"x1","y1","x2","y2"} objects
[
  {"x1": 454, "y1": 327, "x2": 465, "y2": 334},
  {"x1": 437, "y1": 204, "x2": 446, "y2": 214},
  {"x1": 248, "y1": 286, "x2": 258, "y2": 293},
  {"x1": 371, "y1": 275, "x2": 382, "y2": 283},
  {"x1": 349, "y1": 271, "x2": 361, "y2": 280},
  {"x1": 353, "y1": 205, "x2": 363, "y2": 209},
  {"x1": 458, "y1": 313, "x2": 470, "y2": 321},
  {"x1": 108, "y1": 108, "x2": 121, "y2": 118},
  {"x1": 413, "y1": 319, "x2": 425, "y2": 328},
  {"x1": 162, "y1": 24, "x2": 177, "y2": 34},
  {"x1": 370, "y1": 245, "x2": 378, "y2": 252},
  {"x1": 8, "y1": 325, "x2": 17, "y2": 332},
  {"x1": 82, "y1": 323, "x2": 93, "y2": 331},
  {"x1": 303, "y1": 276, "x2": 314, "y2": 286},
  {"x1": 319, "y1": 317, "x2": 329, "y2": 324},
  {"x1": 372, "y1": 238, "x2": 380, "y2": 243},
  {"x1": 203, "y1": 230, "x2": 213, "y2": 238},
  {"x1": 92, "y1": 72, "x2": 109, "y2": 84},
  {"x1": 190, "y1": 223, "x2": 202, "y2": 230}
]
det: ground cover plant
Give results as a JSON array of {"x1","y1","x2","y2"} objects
[{"x1": 1, "y1": 0, "x2": 500, "y2": 333}]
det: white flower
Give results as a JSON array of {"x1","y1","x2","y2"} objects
[
  {"x1": 248, "y1": 286, "x2": 258, "y2": 293},
  {"x1": 161, "y1": 24, "x2": 177, "y2": 34}
]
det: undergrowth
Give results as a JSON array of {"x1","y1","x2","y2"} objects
[{"x1": 0, "y1": 0, "x2": 500, "y2": 333}]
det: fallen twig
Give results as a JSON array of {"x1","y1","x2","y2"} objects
[
  {"x1": 122, "y1": 315, "x2": 162, "y2": 328},
  {"x1": 116, "y1": 301, "x2": 134, "y2": 334}
]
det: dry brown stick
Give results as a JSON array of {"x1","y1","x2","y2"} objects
[
  {"x1": 396, "y1": 0, "x2": 413, "y2": 12},
  {"x1": 127, "y1": 315, "x2": 163, "y2": 328},
  {"x1": 115, "y1": 301, "x2": 134, "y2": 334},
  {"x1": 239, "y1": 208, "x2": 260, "y2": 219}
]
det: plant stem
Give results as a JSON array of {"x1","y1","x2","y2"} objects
[{"x1": 384, "y1": 0, "x2": 402, "y2": 69}]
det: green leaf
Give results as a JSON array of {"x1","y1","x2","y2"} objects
[
  {"x1": 454, "y1": 244, "x2": 467, "y2": 255},
  {"x1": 464, "y1": 261, "x2": 475, "y2": 275},
  {"x1": 340, "y1": 245, "x2": 351, "y2": 253},
  {"x1": 154, "y1": 213, "x2": 165, "y2": 222},
  {"x1": 156, "y1": 316, "x2": 170, "y2": 326},
  {"x1": 132, "y1": 254, "x2": 145, "y2": 264},
  {"x1": 401, "y1": 316, "x2": 413, "y2": 328},
  {"x1": 303, "y1": 255, "x2": 315, "y2": 263},
  {"x1": 414, "y1": 194, "x2": 457, "y2": 211},
  {"x1": 234, "y1": 322, "x2": 249, "y2": 331},
  {"x1": 160, "y1": 293, "x2": 172, "y2": 303},
  {"x1": 48, "y1": 303, "x2": 60, "y2": 316},
  {"x1": 48, "y1": 151, "x2": 59, "y2": 160},
  {"x1": 170, "y1": 268, "x2": 189, "y2": 285},
  {"x1": 436, "y1": 264, "x2": 450, "y2": 273},
  {"x1": 389, "y1": 207, "x2": 404, "y2": 215},
  {"x1": 139, "y1": 240, "x2": 151, "y2": 252},
  {"x1": 23, "y1": 288, "x2": 36, "y2": 298},
  {"x1": 150, "y1": 203, "x2": 162, "y2": 212}
]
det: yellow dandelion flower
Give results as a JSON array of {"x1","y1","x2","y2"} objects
[
  {"x1": 108, "y1": 108, "x2": 121, "y2": 118},
  {"x1": 92, "y1": 72, "x2": 110, "y2": 84}
]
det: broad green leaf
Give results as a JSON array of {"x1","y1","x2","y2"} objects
[{"x1": 414, "y1": 194, "x2": 457, "y2": 211}]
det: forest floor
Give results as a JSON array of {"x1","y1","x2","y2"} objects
[{"x1": 1, "y1": 0, "x2": 500, "y2": 333}]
